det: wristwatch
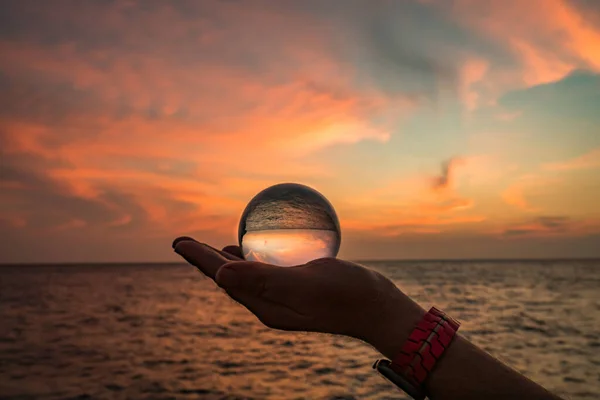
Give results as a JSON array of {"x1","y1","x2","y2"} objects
[{"x1": 373, "y1": 307, "x2": 460, "y2": 399}]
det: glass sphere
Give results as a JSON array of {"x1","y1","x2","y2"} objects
[{"x1": 238, "y1": 183, "x2": 341, "y2": 267}]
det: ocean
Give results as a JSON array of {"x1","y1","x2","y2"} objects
[{"x1": 1, "y1": 260, "x2": 599, "y2": 400}]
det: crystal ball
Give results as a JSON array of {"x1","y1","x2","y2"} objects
[{"x1": 238, "y1": 183, "x2": 341, "y2": 267}]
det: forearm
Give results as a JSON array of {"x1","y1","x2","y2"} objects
[
  {"x1": 424, "y1": 334, "x2": 561, "y2": 400},
  {"x1": 365, "y1": 291, "x2": 561, "y2": 400}
]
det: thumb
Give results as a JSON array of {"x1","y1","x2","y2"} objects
[
  {"x1": 215, "y1": 261, "x2": 311, "y2": 331},
  {"x1": 215, "y1": 261, "x2": 266, "y2": 296},
  {"x1": 215, "y1": 261, "x2": 306, "y2": 300}
]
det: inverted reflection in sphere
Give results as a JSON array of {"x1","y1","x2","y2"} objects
[{"x1": 238, "y1": 183, "x2": 341, "y2": 267}]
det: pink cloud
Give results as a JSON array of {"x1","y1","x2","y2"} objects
[
  {"x1": 458, "y1": 58, "x2": 489, "y2": 110},
  {"x1": 543, "y1": 148, "x2": 600, "y2": 171},
  {"x1": 425, "y1": 0, "x2": 600, "y2": 109}
]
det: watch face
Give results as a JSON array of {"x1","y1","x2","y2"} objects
[{"x1": 373, "y1": 359, "x2": 426, "y2": 400}]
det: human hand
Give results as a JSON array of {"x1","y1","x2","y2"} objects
[{"x1": 173, "y1": 237, "x2": 425, "y2": 357}]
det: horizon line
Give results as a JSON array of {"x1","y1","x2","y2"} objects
[{"x1": 1, "y1": 257, "x2": 599, "y2": 267}]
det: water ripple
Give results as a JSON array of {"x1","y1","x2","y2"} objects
[{"x1": 1, "y1": 260, "x2": 598, "y2": 399}]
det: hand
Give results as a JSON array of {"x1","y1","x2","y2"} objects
[
  {"x1": 173, "y1": 237, "x2": 425, "y2": 356},
  {"x1": 174, "y1": 238, "x2": 563, "y2": 400}
]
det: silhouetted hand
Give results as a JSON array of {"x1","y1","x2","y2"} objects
[
  {"x1": 172, "y1": 237, "x2": 424, "y2": 349},
  {"x1": 172, "y1": 238, "x2": 563, "y2": 400}
]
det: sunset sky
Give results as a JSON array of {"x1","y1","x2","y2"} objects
[
  {"x1": 242, "y1": 229, "x2": 339, "y2": 267},
  {"x1": 1, "y1": 0, "x2": 599, "y2": 263}
]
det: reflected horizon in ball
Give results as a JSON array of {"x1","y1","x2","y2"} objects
[{"x1": 238, "y1": 183, "x2": 341, "y2": 267}]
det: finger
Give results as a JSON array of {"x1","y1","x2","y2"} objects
[
  {"x1": 222, "y1": 245, "x2": 243, "y2": 259},
  {"x1": 202, "y1": 243, "x2": 241, "y2": 261},
  {"x1": 172, "y1": 237, "x2": 241, "y2": 261},
  {"x1": 215, "y1": 261, "x2": 309, "y2": 308},
  {"x1": 174, "y1": 240, "x2": 233, "y2": 279},
  {"x1": 172, "y1": 236, "x2": 197, "y2": 249}
]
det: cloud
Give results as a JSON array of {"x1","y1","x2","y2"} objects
[
  {"x1": 459, "y1": 58, "x2": 490, "y2": 110},
  {"x1": 438, "y1": 0, "x2": 600, "y2": 86},
  {"x1": 501, "y1": 175, "x2": 563, "y2": 212},
  {"x1": 338, "y1": 157, "x2": 483, "y2": 237},
  {"x1": 409, "y1": 0, "x2": 600, "y2": 111},
  {"x1": 342, "y1": 214, "x2": 486, "y2": 237},
  {"x1": 1, "y1": 0, "x2": 419, "y2": 248},
  {"x1": 341, "y1": 229, "x2": 600, "y2": 260},
  {"x1": 418, "y1": 197, "x2": 474, "y2": 213},
  {"x1": 0, "y1": 153, "x2": 149, "y2": 232},
  {"x1": 431, "y1": 157, "x2": 465, "y2": 192},
  {"x1": 501, "y1": 215, "x2": 577, "y2": 237},
  {"x1": 376, "y1": 215, "x2": 486, "y2": 237},
  {"x1": 502, "y1": 182, "x2": 536, "y2": 212},
  {"x1": 427, "y1": 157, "x2": 475, "y2": 216},
  {"x1": 543, "y1": 148, "x2": 600, "y2": 171},
  {"x1": 0, "y1": 0, "x2": 598, "y2": 262}
]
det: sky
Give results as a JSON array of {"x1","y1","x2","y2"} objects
[
  {"x1": 1, "y1": 0, "x2": 599, "y2": 263},
  {"x1": 242, "y1": 229, "x2": 338, "y2": 267}
]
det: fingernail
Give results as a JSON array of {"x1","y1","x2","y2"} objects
[
  {"x1": 172, "y1": 236, "x2": 196, "y2": 249},
  {"x1": 173, "y1": 243, "x2": 184, "y2": 256},
  {"x1": 173, "y1": 244, "x2": 195, "y2": 266},
  {"x1": 216, "y1": 265, "x2": 240, "y2": 288}
]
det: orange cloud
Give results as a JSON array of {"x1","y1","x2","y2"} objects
[
  {"x1": 1, "y1": 3, "x2": 418, "y2": 240},
  {"x1": 501, "y1": 174, "x2": 565, "y2": 212},
  {"x1": 417, "y1": 197, "x2": 474, "y2": 214},
  {"x1": 1, "y1": 1, "x2": 598, "y2": 262},
  {"x1": 511, "y1": 39, "x2": 575, "y2": 87},
  {"x1": 336, "y1": 157, "x2": 483, "y2": 237},
  {"x1": 502, "y1": 183, "x2": 535, "y2": 212}
]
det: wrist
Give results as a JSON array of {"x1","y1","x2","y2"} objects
[{"x1": 364, "y1": 289, "x2": 426, "y2": 359}]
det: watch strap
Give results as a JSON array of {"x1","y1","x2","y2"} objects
[
  {"x1": 392, "y1": 307, "x2": 460, "y2": 387},
  {"x1": 373, "y1": 307, "x2": 460, "y2": 399}
]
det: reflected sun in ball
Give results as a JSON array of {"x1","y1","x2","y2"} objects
[
  {"x1": 238, "y1": 183, "x2": 341, "y2": 267},
  {"x1": 242, "y1": 229, "x2": 338, "y2": 266}
]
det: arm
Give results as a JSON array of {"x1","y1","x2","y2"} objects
[
  {"x1": 173, "y1": 238, "x2": 561, "y2": 400},
  {"x1": 367, "y1": 294, "x2": 562, "y2": 400}
]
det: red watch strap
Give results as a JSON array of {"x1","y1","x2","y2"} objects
[{"x1": 391, "y1": 307, "x2": 460, "y2": 388}]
